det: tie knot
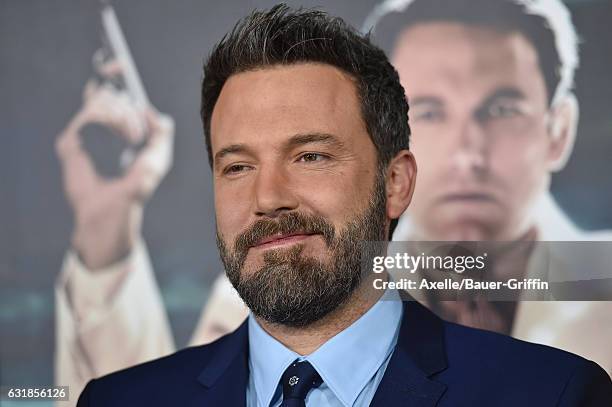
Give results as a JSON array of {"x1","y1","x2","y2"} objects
[{"x1": 281, "y1": 360, "x2": 323, "y2": 403}]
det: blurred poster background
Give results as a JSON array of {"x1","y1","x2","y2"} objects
[{"x1": 1, "y1": 0, "x2": 611, "y2": 403}]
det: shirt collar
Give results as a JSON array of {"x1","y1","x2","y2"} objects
[
  {"x1": 248, "y1": 315, "x2": 299, "y2": 407},
  {"x1": 308, "y1": 292, "x2": 402, "y2": 406},
  {"x1": 248, "y1": 290, "x2": 403, "y2": 407}
]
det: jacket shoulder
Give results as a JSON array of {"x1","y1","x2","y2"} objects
[
  {"x1": 439, "y1": 321, "x2": 612, "y2": 404},
  {"x1": 76, "y1": 331, "x2": 241, "y2": 406}
]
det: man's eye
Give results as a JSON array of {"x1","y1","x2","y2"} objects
[
  {"x1": 482, "y1": 102, "x2": 521, "y2": 119},
  {"x1": 298, "y1": 153, "x2": 328, "y2": 163},
  {"x1": 412, "y1": 109, "x2": 445, "y2": 123},
  {"x1": 224, "y1": 164, "x2": 250, "y2": 174}
]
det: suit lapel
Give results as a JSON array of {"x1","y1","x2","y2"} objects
[
  {"x1": 188, "y1": 299, "x2": 448, "y2": 406},
  {"x1": 370, "y1": 300, "x2": 448, "y2": 407},
  {"x1": 194, "y1": 320, "x2": 250, "y2": 406}
]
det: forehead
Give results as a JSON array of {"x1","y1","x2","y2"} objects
[
  {"x1": 210, "y1": 63, "x2": 368, "y2": 154},
  {"x1": 391, "y1": 22, "x2": 547, "y2": 103}
]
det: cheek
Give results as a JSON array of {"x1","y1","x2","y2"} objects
[
  {"x1": 214, "y1": 184, "x2": 252, "y2": 241},
  {"x1": 408, "y1": 134, "x2": 443, "y2": 205},
  {"x1": 293, "y1": 169, "x2": 368, "y2": 224},
  {"x1": 410, "y1": 125, "x2": 444, "y2": 163},
  {"x1": 490, "y1": 133, "x2": 550, "y2": 196}
]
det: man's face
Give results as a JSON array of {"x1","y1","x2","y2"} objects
[
  {"x1": 393, "y1": 23, "x2": 556, "y2": 241},
  {"x1": 210, "y1": 63, "x2": 386, "y2": 326}
]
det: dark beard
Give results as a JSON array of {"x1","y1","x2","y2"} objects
[{"x1": 216, "y1": 172, "x2": 387, "y2": 327}]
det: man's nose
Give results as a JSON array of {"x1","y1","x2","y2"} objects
[
  {"x1": 253, "y1": 164, "x2": 299, "y2": 217},
  {"x1": 450, "y1": 119, "x2": 490, "y2": 177}
]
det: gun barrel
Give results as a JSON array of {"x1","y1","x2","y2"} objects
[{"x1": 101, "y1": 4, "x2": 150, "y2": 108}]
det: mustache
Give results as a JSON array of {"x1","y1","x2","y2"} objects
[{"x1": 233, "y1": 212, "x2": 336, "y2": 254}]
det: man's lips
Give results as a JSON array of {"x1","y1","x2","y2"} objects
[
  {"x1": 252, "y1": 233, "x2": 317, "y2": 249},
  {"x1": 439, "y1": 192, "x2": 497, "y2": 203}
]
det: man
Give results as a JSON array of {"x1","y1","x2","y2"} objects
[
  {"x1": 54, "y1": 32, "x2": 244, "y2": 405},
  {"x1": 54, "y1": 59, "x2": 178, "y2": 405},
  {"x1": 76, "y1": 5, "x2": 612, "y2": 406},
  {"x1": 187, "y1": 0, "x2": 612, "y2": 371},
  {"x1": 363, "y1": 0, "x2": 612, "y2": 372},
  {"x1": 55, "y1": 2, "x2": 612, "y2": 402}
]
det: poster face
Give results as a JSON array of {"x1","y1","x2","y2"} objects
[{"x1": 1, "y1": 1, "x2": 611, "y2": 405}]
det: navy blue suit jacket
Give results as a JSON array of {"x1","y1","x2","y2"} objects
[{"x1": 77, "y1": 301, "x2": 612, "y2": 406}]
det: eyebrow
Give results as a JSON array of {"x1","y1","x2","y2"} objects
[
  {"x1": 411, "y1": 96, "x2": 443, "y2": 107},
  {"x1": 410, "y1": 87, "x2": 526, "y2": 107},
  {"x1": 213, "y1": 132, "x2": 344, "y2": 168},
  {"x1": 214, "y1": 144, "x2": 253, "y2": 165},
  {"x1": 481, "y1": 87, "x2": 526, "y2": 105},
  {"x1": 285, "y1": 132, "x2": 345, "y2": 150}
]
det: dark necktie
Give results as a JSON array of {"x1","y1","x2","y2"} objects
[{"x1": 280, "y1": 360, "x2": 323, "y2": 407}]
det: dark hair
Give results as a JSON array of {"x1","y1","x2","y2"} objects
[
  {"x1": 201, "y1": 3, "x2": 410, "y2": 169},
  {"x1": 368, "y1": 0, "x2": 574, "y2": 105}
]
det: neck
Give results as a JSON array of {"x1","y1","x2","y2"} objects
[{"x1": 255, "y1": 273, "x2": 385, "y2": 355}]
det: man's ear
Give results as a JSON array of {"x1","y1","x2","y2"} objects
[
  {"x1": 547, "y1": 93, "x2": 579, "y2": 172},
  {"x1": 386, "y1": 150, "x2": 417, "y2": 220}
]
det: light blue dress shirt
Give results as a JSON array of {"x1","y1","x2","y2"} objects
[{"x1": 246, "y1": 292, "x2": 403, "y2": 407}]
